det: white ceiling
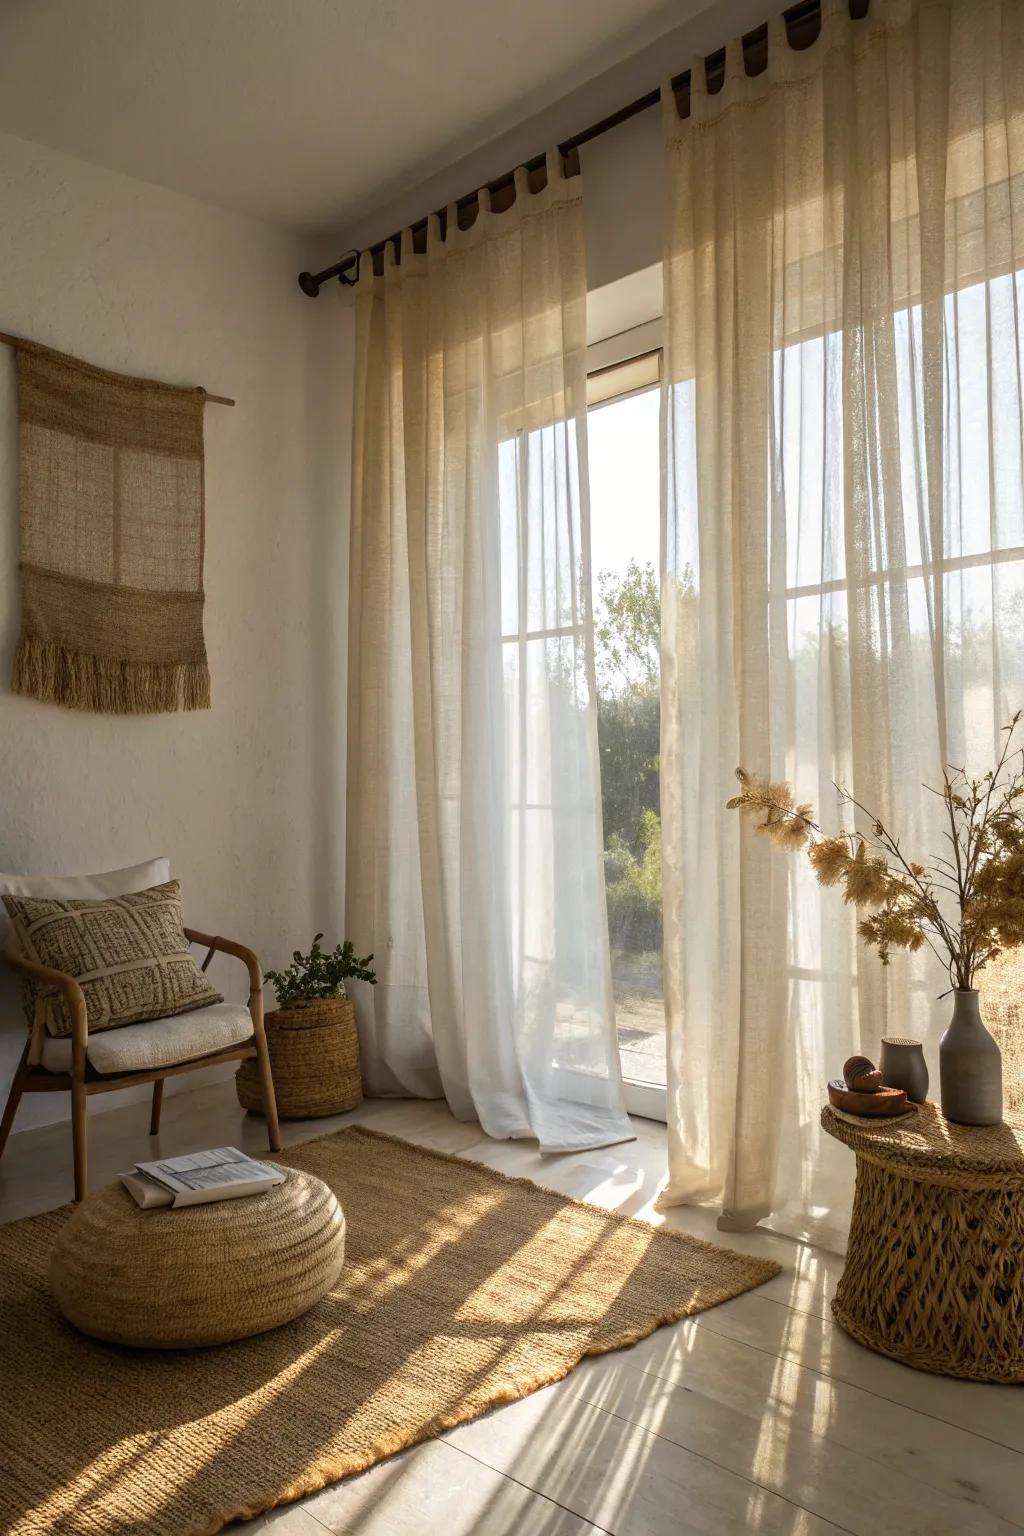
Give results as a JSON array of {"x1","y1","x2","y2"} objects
[{"x1": 0, "y1": 0, "x2": 714, "y2": 235}]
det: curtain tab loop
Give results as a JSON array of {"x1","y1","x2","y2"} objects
[
  {"x1": 660, "y1": 76, "x2": 679, "y2": 129},
  {"x1": 767, "y1": 12, "x2": 788, "y2": 65},
  {"x1": 685, "y1": 55, "x2": 711, "y2": 122},
  {"x1": 724, "y1": 36, "x2": 746, "y2": 84}
]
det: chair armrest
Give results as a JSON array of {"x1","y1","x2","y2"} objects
[
  {"x1": 4, "y1": 947, "x2": 89, "y2": 1054},
  {"x1": 183, "y1": 929, "x2": 262, "y2": 996}
]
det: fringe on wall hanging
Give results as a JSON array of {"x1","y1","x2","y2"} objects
[{"x1": 11, "y1": 339, "x2": 211, "y2": 714}]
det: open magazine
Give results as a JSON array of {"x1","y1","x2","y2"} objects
[{"x1": 119, "y1": 1146, "x2": 285, "y2": 1210}]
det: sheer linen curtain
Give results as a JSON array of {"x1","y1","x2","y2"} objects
[
  {"x1": 346, "y1": 154, "x2": 632, "y2": 1154},
  {"x1": 661, "y1": 0, "x2": 1024, "y2": 1247}
]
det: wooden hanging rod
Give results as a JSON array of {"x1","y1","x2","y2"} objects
[
  {"x1": 298, "y1": 0, "x2": 869, "y2": 297},
  {"x1": 0, "y1": 333, "x2": 235, "y2": 406}
]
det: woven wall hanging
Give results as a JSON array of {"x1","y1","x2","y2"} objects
[{"x1": 11, "y1": 339, "x2": 211, "y2": 714}]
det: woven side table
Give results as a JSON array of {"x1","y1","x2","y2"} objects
[{"x1": 822, "y1": 1102, "x2": 1024, "y2": 1382}]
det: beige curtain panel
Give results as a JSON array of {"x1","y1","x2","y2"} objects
[
  {"x1": 660, "y1": 0, "x2": 1024, "y2": 1246},
  {"x1": 12, "y1": 340, "x2": 210, "y2": 714},
  {"x1": 346, "y1": 153, "x2": 632, "y2": 1152}
]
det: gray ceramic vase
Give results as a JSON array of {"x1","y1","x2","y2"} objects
[
  {"x1": 939, "y1": 989, "x2": 1003, "y2": 1125},
  {"x1": 879, "y1": 1036, "x2": 929, "y2": 1103}
]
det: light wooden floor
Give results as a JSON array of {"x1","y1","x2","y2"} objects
[{"x1": 2, "y1": 1084, "x2": 1022, "y2": 1536}]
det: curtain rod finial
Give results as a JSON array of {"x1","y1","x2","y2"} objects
[{"x1": 298, "y1": 250, "x2": 360, "y2": 296}]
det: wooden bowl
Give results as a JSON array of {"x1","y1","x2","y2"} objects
[{"x1": 827, "y1": 1080, "x2": 908, "y2": 1117}]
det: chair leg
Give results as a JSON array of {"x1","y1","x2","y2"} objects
[
  {"x1": 250, "y1": 989, "x2": 282, "y2": 1153},
  {"x1": 71, "y1": 1076, "x2": 88, "y2": 1202},
  {"x1": 149, "y1": 1078, "x2": 164, "y2": 1135},
  {"x1": 257, "y1": 1042, "x2": 282, "y2": 1151},
  {"x1": 0, "y1": 1042, "x2": 29, "y2": 1161}
]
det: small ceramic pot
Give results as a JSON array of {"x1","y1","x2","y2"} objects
[
  {"x1": 879, "y1": 1037, "x2": 929, "y2": 1103},
  {"x1": 939, "y1": 989, "x2": 1003, "y2": 1125}
]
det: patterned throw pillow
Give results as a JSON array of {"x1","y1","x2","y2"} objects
[{"x1": 2, "y1": 880, "x2": 222, "y2": 1038}]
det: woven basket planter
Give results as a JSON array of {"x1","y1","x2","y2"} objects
[{"x1": 237, "y1": 997, "x2": 362, "y2": 1119}]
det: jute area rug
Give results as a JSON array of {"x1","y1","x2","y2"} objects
[{"x1": 0, "y1": 1126, "x2": 780, "y2": 1536}]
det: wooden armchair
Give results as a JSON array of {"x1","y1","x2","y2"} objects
[{"x1": 0, "y1": 928, "x2": 280, "y2": 1201}]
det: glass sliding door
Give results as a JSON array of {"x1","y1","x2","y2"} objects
[{"x1": 587, "y1": 356, "x2": 666, "y2": 1120}]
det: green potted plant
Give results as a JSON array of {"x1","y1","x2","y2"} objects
[{"x1": 236, "y1": 935, "x2": 376, "y2": 1119}]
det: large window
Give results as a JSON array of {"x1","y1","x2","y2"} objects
[{"x1": 587, "y1": 366, "x2": 665, "y2": 1099}]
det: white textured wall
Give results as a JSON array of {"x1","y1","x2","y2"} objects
[{"x1": 0, "y1": 131, "x2": 353, "y2": 1131}]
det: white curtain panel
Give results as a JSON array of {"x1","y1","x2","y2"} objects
[
  {"x1": 347, "y1": 154, "x2": 632, "y2": 1153},
  {"x1": 661, "y1": 0, "x2": 1024, "y2": 1246}
]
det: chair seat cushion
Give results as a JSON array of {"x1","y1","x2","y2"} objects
[{"x1": 39, "y1": 1002, "x2": 254, "y2": 1076}]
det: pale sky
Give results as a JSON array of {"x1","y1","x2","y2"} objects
[{"x1": 588, "y1": 387, "x2": 660, "y2": 583}]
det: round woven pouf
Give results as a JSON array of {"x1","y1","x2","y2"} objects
[
  {"x1": 237, "y1": 998, "x2": 362, "y2": 1118},
  {"x1": 822, "y1": 1102, "x2": 1024, "y2": 1382},
  {"x1": 49, "y1": 1169, "x2": 345, "y2": 1348}
]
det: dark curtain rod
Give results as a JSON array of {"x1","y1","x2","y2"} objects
[{"x1": 297, "y1": 0, "x2": 867, "y2": 297}]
